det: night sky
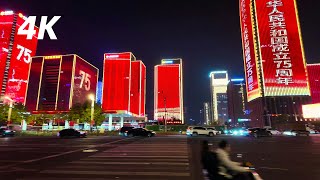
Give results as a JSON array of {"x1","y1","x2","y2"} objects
[{"x1": 1, "y1": 0, "x2": 320, "y2": 123}]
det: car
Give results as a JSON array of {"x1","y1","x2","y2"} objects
[
  {"x1": 58, "y1": 129, "x2": 87, "y2": 138},
  {"x1": 119, "y1": 126, "x2": 134, "y2": 136},
  {"x1": 267, "y1": 128, "x2": 282, "y2": 135},
  {"x1": 248, "y1": 128, "x2": 272, "y2": 138},
  {"x1": 0, "y1": 128, "x2": 15, "y2": 137},
  {"x1": 186, "y1": 126, "x2": 216, "y2": 137},
  {"x1": 284, "y1": 130, "x2": 310, "y2": 136},
  {"x1": 126, "y1": 128, "x2": 155, "y2": 137},
  {"x1": 206, "y1": 127, "x2": 220, "y2": 135}
]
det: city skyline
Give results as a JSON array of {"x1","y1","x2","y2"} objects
[{"x1": 0, "y1": 0, "x2": 319, "y2": 122}]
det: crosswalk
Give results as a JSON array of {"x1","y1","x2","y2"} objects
[{"x1": 19, "y1": 136, "x2": 193, "y2": 180}]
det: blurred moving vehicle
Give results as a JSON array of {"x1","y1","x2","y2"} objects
[
  {"x1": 229, "y1": 128, "x2": 249, "y2": 136},
  {"x1": 0, "y1": 128, "x2": 15, "y2": 137},
  {"x1": 58, "y1": 129, "x2": 87, "y2": 138},
  {"x1": 248, "y1": 128, "x2": 272, "y2": 138},
  {"x1": 119, "y1": 126, "x2": 134, "y2": 136},
  {"x1": 126, "y1": 128, "x2": 155, "y2": 137},
  {"x1": 283, "y1": 130, "x2": 310, "y2": 136},
  {"x1": 266, "y1": 128, "x2": 282, "y2": 135},
  {"x1": 186, "y1": 126, "x2": 218, "y2": 137}
]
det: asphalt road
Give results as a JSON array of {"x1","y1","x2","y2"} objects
[{"x1": 0, "y1": 135, "x2": 320, "y2": 180}]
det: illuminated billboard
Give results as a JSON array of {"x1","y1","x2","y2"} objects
[
  {"x1": 254, "y1": 0, "x2": 309, "y2": 96},
  {"x1": 239, "y1": 0, "x2": 261, "y2": 101},
  {"x1": 302, "y1": 103, "x2": 320, "y2": 119},
  {"x1": 307, "y1": 64, "x2": 320, "y2": 103},
  {"x1": 0, "y1": 12, "x2": 39, "y2": 104},
  {"x1": 25, "y1": 55, "x2": 98, "y2": 112},
  {"x1": 154, "y1": 59, "x2": 183, "y2": 124},
  {"x1": 102, "y1": 52, "x2": 135, "y2": 113}
]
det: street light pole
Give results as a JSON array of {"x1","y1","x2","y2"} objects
[
  {"x1": 4, "y1": 96, "x2": 13, "y2": 125},
  {"x1": 88, "y1": 94, "x2": 95, "y2": 132},
  {"x1": 164, "y1": 97, "x2": 167, "y2": 132}
]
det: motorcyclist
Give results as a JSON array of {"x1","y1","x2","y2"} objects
[{"x1": 215, "y1": 140, "x2": 254, "y2": 180}]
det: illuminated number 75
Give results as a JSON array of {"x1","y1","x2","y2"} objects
[
  {"x1": 79, "y1": 70, "x2": 91, "y2": 91},
  {"x1": 16, "y1": 44, "x2": 32, "y2": 63}
]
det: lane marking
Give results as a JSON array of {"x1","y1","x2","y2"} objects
[
  {"x1": 0, "y1": 137, "x2": 132, "y2": 169},
  {"x1": 40, "y1": 170, "x2": 191, "y2": 176},
  {"x1": 69, "y1": 161, "x2": 189, "y2": 166},
  {"x1": 90, "y1": 155, "x2": 188, "y2": 158},
  {"x1": 259, "y1": 167, "x2": 289, "y2": 171}
]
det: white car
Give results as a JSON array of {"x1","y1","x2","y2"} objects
[
  {"x1": 267, "y1": 129, "x2": 282, "y2": 135},
  {"x1": 186, "y1": 126, "x2": 218, "y2": 137}
]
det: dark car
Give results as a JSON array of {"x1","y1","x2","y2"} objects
[
  {"x1": 248, "y1": 128, "x2": 272, "y2": 138},
  {"x1": 126, "y1": 128, "x2": 156, "y2": 137},
  {"x1": 58, "y1": 129, "x2": 87, "y2": 138},
  {"x1": 119, "y1": 126, "x2": 134, "y2": 136},
  {"x1": 292, "y1": 130, "x2": 310, "y2": 136},
  {"x1": 0, "y1": 128, "x2": 15, "y2": 137}
]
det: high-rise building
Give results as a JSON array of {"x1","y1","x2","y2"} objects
[
  {"x1": 102, "y1": 52, "x2": 146, "y2": 130},
  {"x1": 227, "y1": 79, "x2": 250, "y2": 126},
  {"x1": 203, "y1": 102, "x2": 211, "y2": 125},
  {"x1": 210, "y1": 71, "x2": 229, "y2": 125},
  {"x1": 239, "y1": 0, "x2": 311, "y2": 127},
  {"x1": 154, "y1": 59, "x2": 184, "y2": 124},
  {"x1": 0, "y1": 11, "x2": 38, "y2": 104},
  {"x1": 307, "y1": 64, "x2": 320, "y2": 104},
  {"x1": 25, "y1": 55, "x2": 99, "y2": 112}
]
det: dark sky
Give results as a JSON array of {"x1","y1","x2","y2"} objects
[{"x1": 1, "y1": 0, "x2": 320, "y2": 123}]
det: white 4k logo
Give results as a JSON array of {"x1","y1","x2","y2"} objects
[{"x1": 18, "y1": 16, "x2": 61, "y2": 40}]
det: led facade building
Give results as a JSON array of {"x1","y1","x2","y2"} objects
[
  {"x1": 227, "y1": 79, "x2": 250, "y2": 126},
  {"x1": 307, "y1": 64, "x2": 320, "y2": 104},
  {"x1": 239, "y1": 0, "x2": 311, "y2": 127},
  {"x1": 210, "y1": 71, "x2": 229, "y2": 125},
  {"x1": 25, "y1": 55, "x2": 99, "y2": 112},
  {"x1": 102, "y1": 52, "x2": 146, "y2": 130},
  {"x1": 0, "y1": 11, "x2": 38, "y2": 104},
  {"x1": 154, "y1": 59, "x2": 184, "y2": 124}
]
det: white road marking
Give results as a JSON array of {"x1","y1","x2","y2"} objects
[
  {"x1": 90, "y1": 155, "x2": 188, "y2": 158},
  {"x1": 69, "y1": 161, "x2": 189, "y2": 166},
  {"x1": 40, "y1": 170, "x2": 191, "y2": 176},
  {"x1": 0, "y1": 138, "x2": 132, "y2": 169},
  {"x1": 259, "y1": 166, "x2": 289, "y2": 171}
]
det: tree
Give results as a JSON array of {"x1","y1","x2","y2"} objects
[
  {"x1": 10, "y1": 103, "x2": 30, "y2": 124},
  {"x1": 68, "y1": 103, "x2": 85, "y2": 123}
]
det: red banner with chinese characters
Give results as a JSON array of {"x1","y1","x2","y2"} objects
[
  {"x1": 239, "y1": 0, "x2": 261, "y2": 101},
  {"x1": 5, "y1": 15, "x2": 39, "y2": 104},
  {"x1": 254, "y1": 0, "x2": 309, "y2": 96}
]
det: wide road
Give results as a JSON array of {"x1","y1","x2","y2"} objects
[{"x1": 0, "y1": 135, "x2": 320, "y2": 180}]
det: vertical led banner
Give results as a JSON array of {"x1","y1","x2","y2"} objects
[
  {"x1": 5, "y1": 15, "x2": 39, "y2": 104},
  {"x1": 130, "y1": 61, "x2": 140, "y2": 116},
  {"x1": 254, "y1": 0, "x2": 309, "y2": 96},
  {"x1": 0, "y1": 14, "x2": 14, "y2": 92},
  {"x1": 239, "y1": 0, "x2": 261, "y2": 102}
]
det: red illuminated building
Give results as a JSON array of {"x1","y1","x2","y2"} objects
[
  {"x1": 0, "y1": 11, "x2": 38, "y2": 104},
  {"x1": 239, "y1": 0, "x2": 311, "y2": 127},
  {"x1": 307, "y1": 64, "x2": 320, "y2": 104},
  {"x1": 154, "y1": 59, "x2": 184, "y2": 124},
  {"x1": 25, "y1": 55, "x2": 98, "y2": 112},
  {"x1": 102, "y1": 52, "x2": 145, "y2": 117}
]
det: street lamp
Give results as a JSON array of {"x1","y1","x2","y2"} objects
[
  {"x1": 4, "y1": 96, "x2": 13, "y2": 125},
  {"x1": 88, "y1": 94, "x2": 95, "y2": 131}
]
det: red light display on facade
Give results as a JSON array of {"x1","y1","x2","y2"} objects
[
  {"x1": 0, "y1": 14, "x2": 14, "y2": 94},
  {"x1": 239, "y1": 0, "x2": 261, "y2": 102},
  {"x1": 254, "y1": 0, "x2": 309, "y2": 96},
  {"x1": 102, "y1": 53, "x2": 133, "y2": 113},
  {"x1": 307, "y1": 64, "x2": 320, "y2": 104},
  {"x1": 154, "y1": 59, "x2": 183, "y2": 123},
  {"x1": 72, "y1": 56, "x2": 98, "y2": 106},
  {"x1": 140, "y1": 62, "x2": 146, "y2": 116},
  {"x1": 4, "y1": 15, "x2": 39, "y2": 104}
]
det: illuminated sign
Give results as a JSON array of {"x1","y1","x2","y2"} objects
[
  {"x1": 44, "y1": 55, "x2": 61, "y2": 59},
  {"x1": 0, "y1": 11, "x2": 14, "y2": 16},
  {"x1": 161, "y1": 60, "x2": 173, "y2": 64},
  {"x1": 239, "y1": 0, "x2": 261, "y2": 102},
  {"x1": 104, "y1": 52, "x2": 133, "y2": 60},
  {"x1": 254, "y1": 0, "x2": 309, "y2": 96},
  {"x1": 302, "y1": 103, "x2": 320, "y2": 119}
]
